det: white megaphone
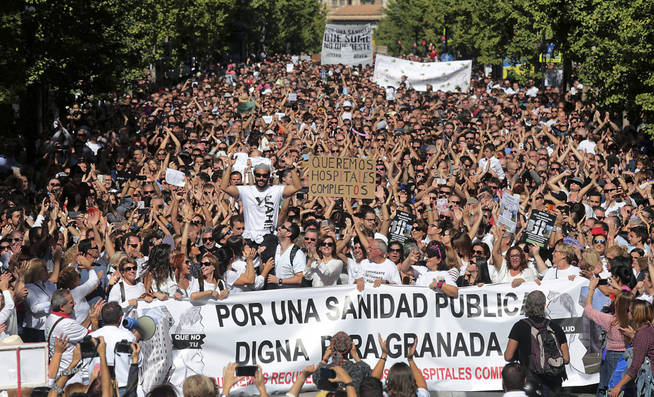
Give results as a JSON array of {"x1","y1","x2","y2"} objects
[{"x1": 122, "y1": 315, "x2": 157, "y2": 341}]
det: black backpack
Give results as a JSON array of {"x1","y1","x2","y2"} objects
[{"x1": 525, "y1": 318, "x2": 566, "y2": 378}]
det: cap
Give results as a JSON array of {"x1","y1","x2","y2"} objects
[
  {"x1": 342, "y1": 100, "x2": 353, "y2": 108},
  {"x1": 590, "y1": 227, "x2": 607, "y2": 236}
]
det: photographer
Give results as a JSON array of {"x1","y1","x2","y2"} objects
[
  {"x1": 48, "y1": 336, "x2": 112, "y2": 397},
  {"x1": 90, "y1": 301, "x2": 141, "y2": 395}
]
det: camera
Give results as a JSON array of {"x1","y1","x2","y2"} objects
[
  {"x1": 115, "y1": 340, "x2": 133, "y2": 354},
  {"x1": 80, "y1": 336, "x2": 99, "y2": 359}
]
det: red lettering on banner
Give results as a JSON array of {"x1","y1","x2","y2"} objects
[{"x1": 474, "y1": 366, "x2": 504, "y2": 380}]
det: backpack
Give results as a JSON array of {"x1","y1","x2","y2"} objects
[
  {"x1": 636, "y1": 356, "x2": 653, "y2": 397},
  {"x1": 525, "y1": 318, "x2": 566, "y2": 378}
]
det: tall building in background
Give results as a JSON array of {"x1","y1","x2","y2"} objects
[{"x1": 322, "y1": 0, "x2": 386, "y2": 27}]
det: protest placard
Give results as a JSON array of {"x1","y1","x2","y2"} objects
[
  {"x1": 165, "y1": 168, "x2": 186, "y2": 187},
  {"x1": 389, "y1": 210, "x2": 414, "y2": 242},
  {"x1": 308, "y1": 156, "x2": 375, "y2": 199},
  {"x1": 524, "y1": 209, "x2": 557, "y2": 247},
  {"x1": 498, "y1": 192, "x2": 520, "y2": 232},
  {"x1": 321, "y1": 24, "x2": 373, "y2": 66}
]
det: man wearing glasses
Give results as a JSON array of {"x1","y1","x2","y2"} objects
[
  {"x1": 221, "y1": 158, "x2": 302, "y2": 261},
  {"x1": 108, "y1": 259, "x2": 147, "y2": 315}
]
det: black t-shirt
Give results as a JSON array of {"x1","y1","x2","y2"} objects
[{"x1": 508, "y1": 316, "x2": 567, "y2": 379}]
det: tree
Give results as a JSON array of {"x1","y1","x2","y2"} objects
[{"x1": 374, "y1": 0, "x2": 443, "y2": 56}]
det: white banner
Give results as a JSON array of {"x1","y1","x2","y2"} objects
[
  {"x1": 373, "y1": 55, "x2": 472, "y2": 92},
  {"x1": 136, "y1": 279, "x2": 598, "y2": 395},
  {"x1": 321, "y1": 24, "x2": 373, "y2": 66}
]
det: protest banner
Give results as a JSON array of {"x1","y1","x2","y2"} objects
[
  {"x1": 321, "y1": 24, "x2": 373, "y2": 66},
  {"x1": 373, "y1": 55, "x2": 472, "y2": 92},
  {"x1": 389, "y1": 210, "x2": 414, "y2": 242},
  {"x1": 308, "y1": 156, "x2": 376, "y2": 199},
  {"x1": 498, "y1": 192, "x2": 520, "y2": 233},
  {"x1": 136, "y1": 280, "x2": 598, "y2": 396},
  {"x1": 524, "y1": 209, "x2": 557, "y2": 247}
]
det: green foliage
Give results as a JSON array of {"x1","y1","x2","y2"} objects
[
  {"x1": 0, "y1": 0, "x2": 326, "y2": 113},
  {"x1": 375, "y1": 0, "x2": 654, "y2": 136}
]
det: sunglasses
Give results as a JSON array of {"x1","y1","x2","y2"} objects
[
  {"x1": 128, "y1": 243, "x2": 139, "y2": 248},
  {"x1": 389, "y1": 248, "x2": 403, "y2": 253},
  {"x1": 305, "y1": 237, "x2": 316, "y2": 241},
  {"x1": 472, "y1": 250, "x2": 485, "y2": 256},
  {"x1": 11, "y1": 238, "x2": 22, "y2": 242},
  {"x1": 320, "y1": 242, "x2": 335, "y2": 247},
  {"x1": 254, "y1": 173, "x2": 269, "y2": 178},
  {"x1": 122, "y1": 266, "x2": 137, "y2": 272},
  {"x1": 594, "y1": 239, "x2": 606, "y2": 244},
  {"x1": 201, "y1": 261, "x2": 213, "y2": 267}
]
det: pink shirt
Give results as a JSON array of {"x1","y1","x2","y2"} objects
[{"x1": 584, "y1": 303, "x2": 627, "y2": 352}]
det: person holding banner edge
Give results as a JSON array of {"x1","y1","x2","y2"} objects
[{"x1": 372, "y1": 333, "x2": 429, "y2": 397}]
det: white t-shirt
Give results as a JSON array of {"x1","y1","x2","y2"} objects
[
  {"x1": 492, "y1": 259, "x2": 539, "y2": 284},
  {"x1": 478, "y1": 156, "x2": 506, "y2": 180},
  {"x1": 304, "y1": 258, "x2": 343, "y2": 287},
  {"x1": 577, "y1": 139, "x2": 596, "y2": 154},
  {"x1": 274, "y1": 244, "x2": 306, "y2": 279},
  {"x1": 45, "y1": 314, "x2": 89, "y2": 379},
  {"x1": 71, "y1": 269, "x2": 98, "y2": 323},
  {"x1": 108, "y1": 281, "x2": 146, "y2": 314},
  {"x1": 188, "y1": 277, "x2": 226, "y2": 295},
  {"x1": 90, "y1": 325, "x2": 137, "y2": 387},
  {"x1": 542, "y1": 265, "x2": 581, "y2": 280},
  {"x1": 237, "y1": 185, "x2": 285, "y2": 242},
  {"x1": 224, "y1": 259, "x2": 265, "y2": 292},
  {"x1": 24, "y1": 280, "x2": 57, "y2": 330},
  {"x1": 414, "y1": 269, "x2": 459, "y2": 288},
  {"x1": 347, "y1": 257, "x2": 364, "y2": 284},
  {"x1": 358, "y1": 258, "x2": 401, "y2": 284}
]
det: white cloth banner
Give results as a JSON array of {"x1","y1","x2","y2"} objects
[
  {"x1": 373, "y1": 55, "x2": 472, "y2": 92},
  {"x1": 321, "y1": 24, "x2": 373, "y2": 66},
  {"x1": 137, "y1": 279, "x2": 597, "y2": 395}
]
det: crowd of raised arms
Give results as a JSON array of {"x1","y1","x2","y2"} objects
[{"x1": 0, "y1": 53, "x2": 653, "y2": 397}]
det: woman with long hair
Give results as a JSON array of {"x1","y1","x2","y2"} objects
[
  {"x1": 451, "y1": 230, "x2": 473, "y2": 272},
  {"x1": 144, "y1": 244, "x2": 174, "y2": 300},
  {"x1": 491, "y1": 239, "x2": 538, "y2": 287},
  {"x1": 190, "y1": 250, "x2": 229, "y2": 302},
  {"x1": 372, "y1": 334, "x2": 428, "y2": 397},
  {"x1": 304, "y1": 235, "x2": 343, "y2": 287},
  {"x1": 585, "y1": 277, "x2": 633, "y2": 397},
  {"x1": 609, "y1": 300, "x2": 654, "y2": 397},
  {"x1": 456, "y1": 260, "x2": 492, "y2": 287},
  {"x1": 170, "y1": 253, "x2": 193, "y2": 299},
  {"x1": 414, "y1": 241, "x2": 459, "y2": 297}
]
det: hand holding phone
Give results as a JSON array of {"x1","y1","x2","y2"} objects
[{"x1": 235, "y1": 365, "x2": 258, "y2": 377}]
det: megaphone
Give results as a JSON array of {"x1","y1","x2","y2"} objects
[{"x1": 122, "y1": 316, "x2": 157, "y2": 341}]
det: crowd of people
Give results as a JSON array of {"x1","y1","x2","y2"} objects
[{"x1": 1, "y1": 52, "x2": 654, "y2": 396}]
